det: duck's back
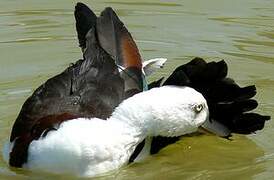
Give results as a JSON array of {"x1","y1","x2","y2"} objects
[{"x1": 12, "y1": 55, "x2": 123, "y2": 138}]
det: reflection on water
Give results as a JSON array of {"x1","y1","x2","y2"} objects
[
  {"x1": 0, "y1": 0, "x2": 274, "y2": 179},
  {"x1": 115, "y1": 135, "x2": 265, "y2": 180}
]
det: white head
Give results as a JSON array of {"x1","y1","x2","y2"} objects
[{"x1": 112, "y1": 86, "x2": 209, "y2": 137}]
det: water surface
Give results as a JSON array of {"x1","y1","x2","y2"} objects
[{"x1": 0, "y1": 0, "x2": 274, "y2": 179}]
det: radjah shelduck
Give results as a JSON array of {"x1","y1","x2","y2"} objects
[{"x1": 2, "y1": 2, "x2": 270, "y2": 177}]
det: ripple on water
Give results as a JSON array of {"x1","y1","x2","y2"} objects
[
  {"x1": 0, "y1": 36, "x2": 75, "y2": 44},
  {"x1": 209, "y1": 17, "x2": 274, "y2": 28},
  {"x1": 0, "y1": 9, "x2": 71, "y2": 16},
  {"x1": 0, "y1": 0, "x2": 274, "y2": 179},
  {"x1": 222, "y1": 51, "x2": 274, "y2": 64},
  {"x1": 105, "y1": 1, "x2": 183, "y2": 7},
  {"x1": 258, "y1": 30, "x2": 274, "y2": 40}
]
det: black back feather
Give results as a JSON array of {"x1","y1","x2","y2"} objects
[{"x1": 11, "y1": 28, "x2": 125, "y2": 140}]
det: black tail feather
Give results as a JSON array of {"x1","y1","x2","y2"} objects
[
  {"x1": 230, "y1": 113, "x2": 270, "y2": 134},
  {"x1": 150, "y1": 57, "x2": 270, "y2": 136},
  {"x1": 213, "y1": 99, "x2": 258, "y2": 116}
]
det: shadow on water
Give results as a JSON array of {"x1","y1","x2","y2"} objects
[{"x1": 115, "y1": 135, "x2": 266, "y2": 180}]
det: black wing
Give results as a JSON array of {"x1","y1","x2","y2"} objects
[
  {"x1": 74, "y1": 2, "x2": 97, "y2": 52},
  {"x1": 9, "y1": 20, "x2": 126, "y2": 167},
  {"x1": 75, "y1": 4, "x2": 144, "y2": 96}
]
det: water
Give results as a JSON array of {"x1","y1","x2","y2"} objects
[{"x1": 0, "y1": 0, "x2": 273, "y2": 179}]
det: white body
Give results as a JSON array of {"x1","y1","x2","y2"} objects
[
  {"x1": 3, "y1": 86, "x2": 208, "y2": 177},
  {"x1": 27, "y1": 119, "x2": 138, "y2": 176}
]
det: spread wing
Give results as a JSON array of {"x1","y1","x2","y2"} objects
[
  {"x1": 9, "y1": 21, "x2": 125, "y2": 167},
  {"x1": 75, "y1": 4, "x2": 144, "y2": 96},
  {"x1": 74, "y1": 2, "x2": 97, "y2": 52}
]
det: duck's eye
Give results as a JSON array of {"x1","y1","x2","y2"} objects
[{"x1": 193, "y1": 104, "x2": 204, "y2": 113}]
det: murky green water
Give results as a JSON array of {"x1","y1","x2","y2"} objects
[{"x1": 0, "y1": 0, "x2": 274, "y2": 179}]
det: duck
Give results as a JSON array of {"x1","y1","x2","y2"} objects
[
  {"x1": 2, "y1": 2, "x2": 270, "y2": 177},
  {"x1": 72, "y1": 2, "x2": 270, "y2": 155},
  {"x1": 5, "y1": 85, "x2": 209, "y2": 177}
]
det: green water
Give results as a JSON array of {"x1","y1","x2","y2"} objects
[{"x1": 0, "y1": 0, "x2": 274, "y2": 179}]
